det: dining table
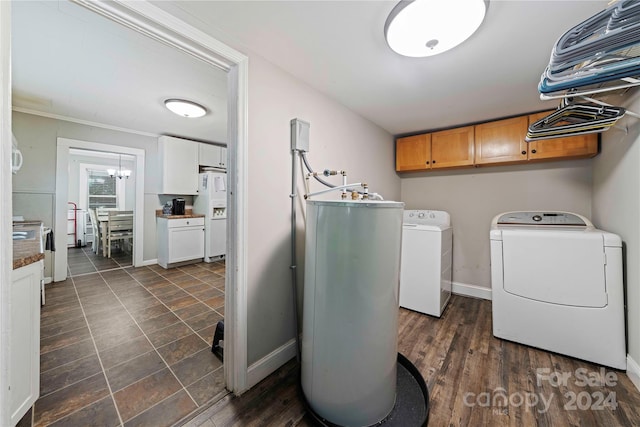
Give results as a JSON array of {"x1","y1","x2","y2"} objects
[{"x1": 96, "y1": 211, "x2": 133, "y2": 257}]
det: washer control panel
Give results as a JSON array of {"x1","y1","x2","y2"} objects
[
  {"x1": 403, "y1": 210, "x2": 450, "y2": 227},
  {"x1": 497, "y1": 212, "x2": 589, "y2": 227}
]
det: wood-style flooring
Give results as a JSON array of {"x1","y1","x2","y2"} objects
[{"x1": 187, "y1": 295, "x2": 640, "y2": 427}]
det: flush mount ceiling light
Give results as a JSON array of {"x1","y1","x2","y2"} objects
[
  {"x1": 164, "y1": 99, "x2": 207, "y2": 118},
  {"x1": 384, "y1": 0, "x2": 488, "y2": 58}
]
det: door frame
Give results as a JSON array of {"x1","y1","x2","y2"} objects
[
  {"x1": 0, "y1": 1, "x2": 13, "y2": 425},
  {"x1": 54, "y1": 138, "x2": 145, "y2": 274},
  {"x1": 74, "y1": 0, "x2": 250, "y2": 396}
]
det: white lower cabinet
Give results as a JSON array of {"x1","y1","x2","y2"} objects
[
  {"x1": 157, "y1": 217, "x2": 205, "y2": 268},
  {"x1": 11, "y1": 260, "x2": 42, "y2": 426}
]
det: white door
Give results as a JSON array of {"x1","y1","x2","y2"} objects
[{"x1": 210, "y1": 218, "x2": 227, "y2": 258}]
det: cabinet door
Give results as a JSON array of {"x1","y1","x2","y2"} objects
[
  {"x1": 527, "y1": 111, "x2": 598, "y2": 161},
  {"x1": 11, "y1": 261, "x2": 42, "y2": 425},
  {"x1": 396, "y1": 134, "x2": 431, "y2": 172},
  {"x1": 431, "y1": 126, "x2": 475, "y2": 169},
  {"x1": 199, "y1": 143, "x2": 221, "y2": 168},
  {"x1": 168, "y1": 226, "x2": 205, "y2": 263},
  {"x1": 475, "y1": 116, "x2": 528, "y2": 165},
  {"x1": 159, "y1": 136, "x2": 199, "y2": 195}
]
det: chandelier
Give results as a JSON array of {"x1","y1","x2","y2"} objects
[{"x1": 107, "y1": 154, "x2": 131, "y2": 179}]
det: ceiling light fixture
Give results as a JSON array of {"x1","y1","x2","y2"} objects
[
  {"x1": 107, "y1": 154, "x2": 131, "y2": 179},
  {"x1": 384, "y1": 0, "x2": 488, "y2": 58},
  {"x1": 164, "y1": 99, "x2": 207, "y2": 118}
]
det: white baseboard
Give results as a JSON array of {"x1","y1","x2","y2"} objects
[
  {"x1": 43, "y1": 277, "x2": 53, "y2": 285},
  {"x1": 452, "y1": 281, "x2": 492, "y2": 300},
  {"x1": 627, "y1": 354, "x2": 640, "y2": 393},
  {"x1": 141, "y1": 259, "x2": 157, "y2": 266},
  {"x1": 246, "y1": 338, "x2": 297, "y2": 389}
]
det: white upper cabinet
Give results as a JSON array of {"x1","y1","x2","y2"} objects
[
  {"x1": 199, "y1": 143, "x2": 227, "y2": 170},
  {"x1": 159, "y1": 136, "x2": 199, "y2": 195}
]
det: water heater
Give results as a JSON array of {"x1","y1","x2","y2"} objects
[{"x1": 301, "y1": 199, "x2": 404, "y2": 426}]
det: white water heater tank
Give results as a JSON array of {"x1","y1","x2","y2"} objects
[{"x1": 301, "y1": 199, "x2": 404, "y2": 426}]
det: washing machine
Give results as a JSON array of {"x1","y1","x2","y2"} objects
[
  {"x1": 490, "y1": 211, "x2": 626, "y2": 369},
  {"x1": 399, "y1": 210, "x2": 452, "y2": 317}
]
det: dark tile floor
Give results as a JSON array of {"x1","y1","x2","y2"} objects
[
  {"x1": 67, "y1": 245, "x2": 132, "y2": 277},
  {"x1": 21, "y1": 256, "x2": 227, "y2": 426}
]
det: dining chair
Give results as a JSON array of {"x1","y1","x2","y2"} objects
[
  {"x1": 88, "y1": 208, "x2": 102, "y2": 255},
  {"x1": 107, "y1": 210, "x2": 134, "y2": 258}
]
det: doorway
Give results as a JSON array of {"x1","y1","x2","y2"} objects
[
  {"x1": 1, "y1": 2, "x2": 249, "y2": 425},
  {"x1": 68, "y1": 148, "x2": 136, "y2": 275},
  {"x1": 54, "y1": 138, "x2": 145, "y2": 281}
]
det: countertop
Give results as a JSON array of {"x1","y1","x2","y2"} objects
[
  {"x1": 155, "y1": 209, "x2": 205, "y2": 219},
  {"x1": 13, "y1": 221, "x2": 44, "y2": 270},
  {"x1": 156, "y1": 214, "x2": 206, "y2": 219}
]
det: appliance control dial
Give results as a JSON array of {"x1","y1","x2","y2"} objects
[
  {"x1": 532, "y1": 215, "x2": 542, "y2": 222},
  {"x1": 418, "y1": 212, "x2": 425, "y2": 218}
]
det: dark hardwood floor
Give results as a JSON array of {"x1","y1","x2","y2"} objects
[{"x1": 187, "y1": 294, "x2": 640, "y2": 427}]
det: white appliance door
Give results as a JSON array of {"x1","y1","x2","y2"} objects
[
  {"x1": 399, "y1": 228, "x2": 440, "y2": 315},
  {"x1": 502, "y1": 230, "x2": 607, "y2": 307},
  {"x1": 209, "y1": 218, "x2": 226, "y2": 258},
  {"x1": 211, "y1": 174, "x2": 226, "y2": 204}
]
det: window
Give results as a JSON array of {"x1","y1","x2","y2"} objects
[
  {"x1": 87, "y1": 169, "x2": 118, "y2": 209},
  {"x1": 79, "y1": 164, "x2": 126, "y2": 211}
]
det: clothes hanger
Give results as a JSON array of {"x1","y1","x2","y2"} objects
[
  {"x1": 551, "y1": 0, "x2": 640, "y2": 65},
  {"x1": 539, "y1": 0, "x2": 640, "y2": 94},
  {"x1": 525, "y1": 101, "x2": 626, "y2": 141}
]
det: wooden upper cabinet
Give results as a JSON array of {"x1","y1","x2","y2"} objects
[
  {"x1": 474, "y1": 116, "x2": 528, "y2": 165},
  {"x1": 396, "y1": 134, "x2": 431, "y2": 172},
  {"x1": 395, "y1": 111, "x2": 600, "y2": 172},
  {"x1": 431, "y1": 126, "x2": 475, "y2": 169},
  {"x1": 527, "y1": 111, "x2": 598, "y2": 161}
]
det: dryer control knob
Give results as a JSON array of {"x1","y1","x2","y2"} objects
[
  {"x1": 532, "y1": 215, "x2": 542, "y2": 222},
  {"x1": 418, "y1": 213, "x2": 425, "y2": 218}
]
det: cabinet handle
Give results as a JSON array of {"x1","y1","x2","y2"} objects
[
  {"x1": 425, "y1": 161, "x2": 430, "y2": 165},
  {"x1": 432, "y1": 160, "x2": 436, "y2": 164},
  {"x1": 531, "y1": 149, "x2": 537, "y2": 154},
  {"x1": 521, "y1": 150, "x2": 527, "y2": 155}
]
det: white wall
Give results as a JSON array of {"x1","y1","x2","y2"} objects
[
  {"x1": 147, "y1": 0, "x2": 401, "y2": 371},
  {"x1": 11, "y1": 111, "x2": 163, "y2": 261},
  {"x1": 592, "y1": 92, "x2": 640, "y2": 369},
  {"x1": 401, "y1": 160, "x2": 594, "y2": 289},
  {"x1": 246, "y1": 54, "x2": 400, "y2": 365}
]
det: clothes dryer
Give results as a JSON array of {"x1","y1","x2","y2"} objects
[{"x1": 490, "y1": 211, "x2": 625, "y2": 369}]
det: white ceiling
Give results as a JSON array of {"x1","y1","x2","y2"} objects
[
  {"x1": 152, "y1": 0, "x2": 609, "y2": 135},
  {"x1": 11, "y1": 0, "x2": 228, "y2": 143},
  {"x1": 12, "y1": 1, "x2": 610, "y2": 140}
]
